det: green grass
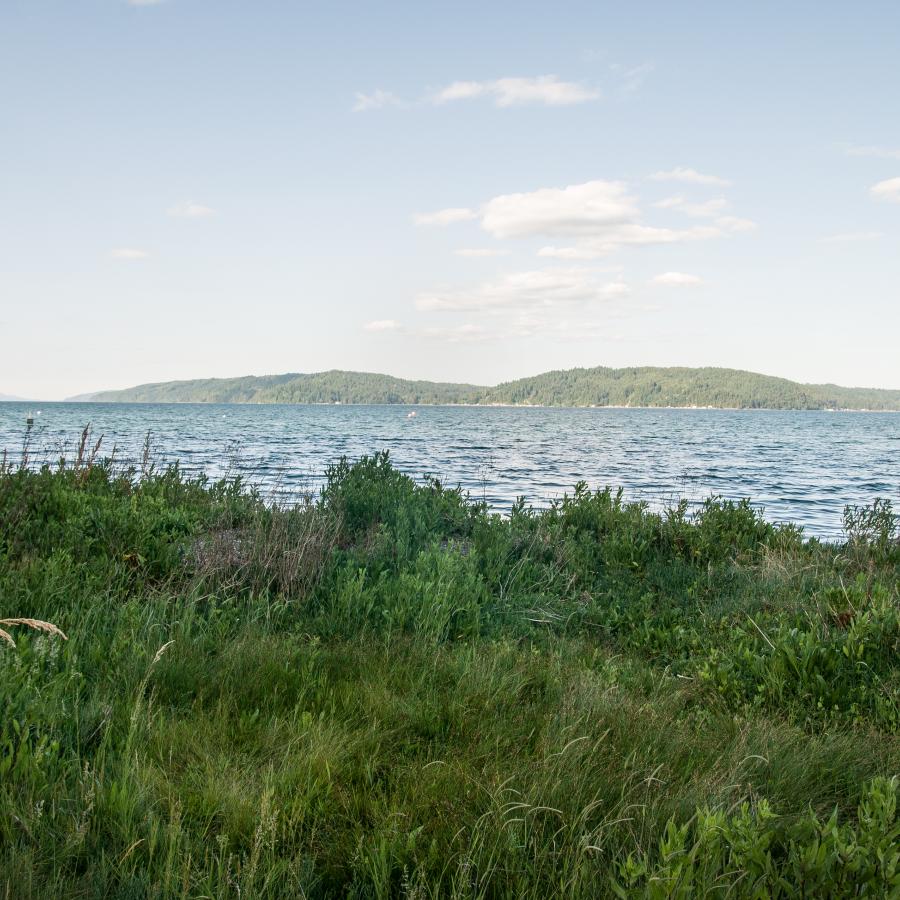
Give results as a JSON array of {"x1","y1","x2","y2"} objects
[{"x1": 1, "y1": 445, "x2": 898, "y2": 897}]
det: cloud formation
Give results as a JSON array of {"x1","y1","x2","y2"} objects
[
  {"x1": 651, "y1": 271, "x2": 703, "y2": 286},
  {"x1": 537, "y1": 223, "x2": 722, "y2": 258},
  {"x1": 352, "y1": 90, "x2": 403, "y2": 112},
  {"x1": 111, "y1": 248, "x2": 149, "y2": 260},
  {"x1": 354, "y1": 75, "x2": 599, "y2": 112},
  {"x1": 649, "y1": 167, "x2": 732, "y2": 187},
  {"x1": 416, "y1": 268, "x2": 628, "y2": 313},
  {"x1": 870, "y1": 177, "x2": 900, "y2": 203},
  {"x1": 408, "y1": 175, "x2": 753, "y2": 336},
  {"x1": 653, "y1": 195, "x2": 728, "y2": 218},
  {"x1": 480, "y1": 181, "x2": 636, "y2": 238},
  {"x1": 168, "y1": 202, "x2": 215, "y2": 218},
  {"x1": 715, "y1": 215, "x2": 757, "y2": 232},
  {"x1": 415, "y1": 178, "x2": 753, "y2": 257},
  {"x1": 651, "y1": 194, "x2": 756, "y2": 242},
  {"x1": 432, "y1": 76, "x2": 599, "y2": 107},
  {"x1": 364, "y1": 319, "x2": 401, "y2": 332}
]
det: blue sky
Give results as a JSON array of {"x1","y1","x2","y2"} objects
[{"x1": 2, "y1": 0, "x2": 899, "y2": 399}]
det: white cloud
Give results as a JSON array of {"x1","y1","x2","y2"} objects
[
  {"x1": 416, "y1": 268, "x2": 628, "y2": 313},
  {"x1": 455, "y1": 248, "x2": 509, "y2": 257},
  {"x1": 846, "y1": 145, "x2": 900, "y2": 160},
  {"x1": 355, "y1": 75, "x2": 600, "y2": 113},
  {"x1": 870, "y1": 177, "x2": 900, "y2": 203},
  {"x1": 649, "y1": 167, "x2": 732, "y2": 187},
  {"x1": 434, "y1": 81, "x2": 484, "y2": 102},
  {"x1": 821, "y1": 231, "x2": 884, "y2": 243},
  {"x1": 111, "y1": 248, "x2": 149, "y2": 260},
  {"x1": 654, "y1": 199, "x2": 755, "y2": 235},
  {"x1": 352, "y1": 89, "x2": 403, "y2": 112},
  {"x1": 598, "y1": 280, "x2": 632, "y2": 297},
  {"x1": 168, "y1": 202, "x2": 215, "y2": 218},
  {"x1": 716, "y1": 215, "x2": 757, "y2": 232},
  {"x1": 417, "y1": 177, "x2": 754, "y2": 258},
  {"x1": 653, "y1": 195, "x2": 686, "y2": 209},
  {"x1": 432, "y1": 76, "x2": 600, "y2": 107},
  {"x1": 413, "y1": 207, "x2": 479, "y2": 226},
  {"x1": 538, "y1": 223, "x2": 721, "y2": 258},
  {"x1": 364, "y1": 319, "x2": 402, "y2": 332},
  {"x1": 481, "y1": 180, "x2": 637, "y2": 238},
  {"x1": 654, "y1": 195, "x2": 729, "y2": 218},
  {"x1": 535, "y1": 244, "x2": 609, "y2": 260},
  {"x1": 651, "y1": 271, "x2": 703, "y2": 287}
]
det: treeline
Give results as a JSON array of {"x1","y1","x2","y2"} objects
[
  {"x1": 487, "y1": 366, "x2": 900, "y2": 410},
  {"x1": 73, "y1": 366, "x2": 900, "y2": 410},
  {"x1": 75, "y1": 371, "x2": 480, "y2": 405}
]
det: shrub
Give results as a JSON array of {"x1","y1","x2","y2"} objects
[
  {"x1": 613, "y1": 777, "x2": 900, "y2": 897},
  {"x1": 844, "y1": 498, "x2": 899, "y2": 560}
]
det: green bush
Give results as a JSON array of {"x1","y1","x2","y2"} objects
[{"x1": 613, "y1": 777, "x2": 900, "y2": 897}]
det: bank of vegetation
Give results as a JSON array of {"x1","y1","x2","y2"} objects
[
  {"x1": 1, "y1": 436, "x2": 899, "y2": 896},
  {"x1": 72, "y1": 366, "x2": 900, "y2": 411}
]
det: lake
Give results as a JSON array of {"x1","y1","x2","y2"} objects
[{"x1": 1, "y1": 401, "x2": 898, "y2": 541}]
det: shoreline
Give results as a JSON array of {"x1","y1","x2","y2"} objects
[{"x1": 14, "y1": 399, "x2": 899, "y2": 413}]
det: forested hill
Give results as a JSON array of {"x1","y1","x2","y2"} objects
[
  {"x1": 70, "y1": 371, "x2": 481, "y2": 406},
  {"x1": 70, "y1": 366, "x2": 900, "y2": 410},
  {"x1": 485, "y1": 367, "x2": 900, "y2": 410}
]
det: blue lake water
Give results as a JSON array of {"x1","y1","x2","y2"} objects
[{"x1": 1, "y1": 401, "x2": 898, "y2": 541}]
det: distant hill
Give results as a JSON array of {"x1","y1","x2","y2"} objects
[
  {"x1": 71, "y1": 371, "x2": 482, "y2": 406},
  {"x1": 70, "y1": 366, "x2": 900, "y2": 411},
  {"x1": 485, "y1": 367, "x2": 900, "y2": 410},
  {"x1": 0, "y1": 393, "x2": 31, "y2": 402}
]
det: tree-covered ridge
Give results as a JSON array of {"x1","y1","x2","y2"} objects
[
  {"x1": 487, "y1": 366, "x2": 900, "y2": 410},
  {"x1": 75, "y1": 370, "x2": 482, "y2": 406},
  {"x1": 74, "y1": 365, "x2": 900, "y2": 410}
]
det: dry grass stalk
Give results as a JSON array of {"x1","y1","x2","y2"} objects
[
  {"x1": 194, "y1": 503, "x2": 340, "y2": 600},
  {"x1": 74, "y1": 424, "x2": 104, "y2": 479},
  {"x1": 151, "y1": 640, "x2": 175, "y2": 666},
  {"x1": 0, "y1": 617, "x2": 68, "y2": 648}
]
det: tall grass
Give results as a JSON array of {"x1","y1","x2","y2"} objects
[{"x1": 0, "y1": 439, "x2": 897, "y2": 897}]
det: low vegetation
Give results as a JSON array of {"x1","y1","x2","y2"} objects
[
  {"x1": 1, "y1": 439, "x2": 898, "y2": 897},
  {"x1": 73, "y1": 365, "x2": 900, "y2": 410}
]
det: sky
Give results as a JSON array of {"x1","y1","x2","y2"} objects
[{"x1": 1, "y1": 1, "x2": 899, "y2": 400}]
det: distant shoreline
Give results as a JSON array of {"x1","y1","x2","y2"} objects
[
  {"x1": 58, "y1": 365, "x2": 900, "y2": 412},
  {"x1": 3, "y1": 398, "x2": 897, "y2": 414}
]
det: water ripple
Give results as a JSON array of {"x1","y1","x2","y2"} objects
[{"x1": 2, "y1": 402, "x2": 898, "y2": 540}]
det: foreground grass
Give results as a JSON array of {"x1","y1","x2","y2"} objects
[{"x1": 1, "y1": 446, "x2": 898, "y2": 897}]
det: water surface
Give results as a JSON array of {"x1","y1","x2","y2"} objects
[{"x1": 2, "y1": 402, "x2": 898, "y2": 541}]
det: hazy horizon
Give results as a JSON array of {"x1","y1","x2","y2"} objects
[
  {"x1": 1, "y1": 361, "x2": 896, "y2": 406},
  {"x1": 2, "y1": 1, "x2": 899, "y2": 400}
]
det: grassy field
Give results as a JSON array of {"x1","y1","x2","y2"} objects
[{"x1": 1, "y1": 436, "x2": 898, "y2": 897}]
